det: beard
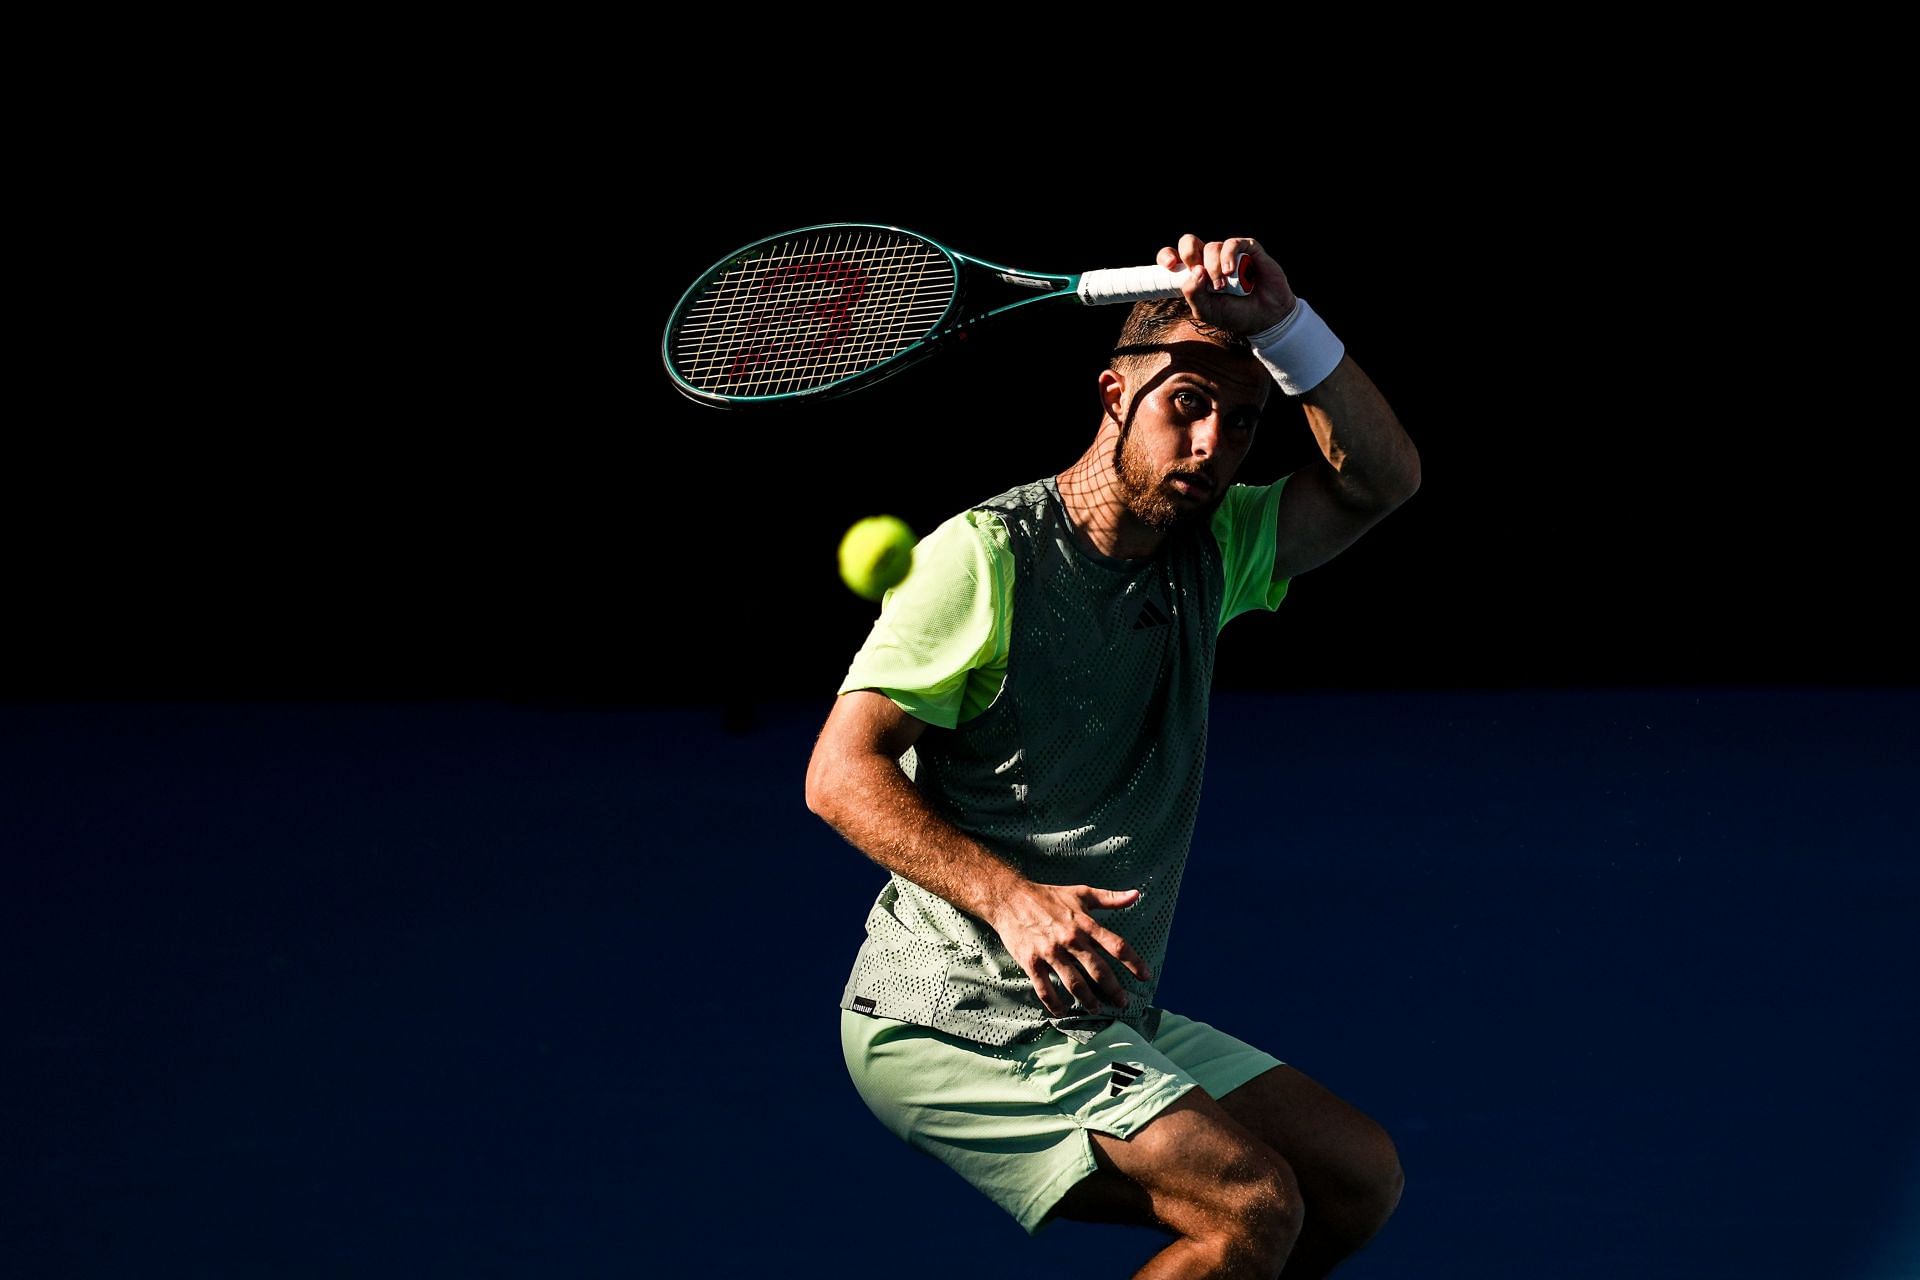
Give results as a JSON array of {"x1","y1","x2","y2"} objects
[{"x1": 1114, "y1": 426, "x2": 1215, "y2": 533}]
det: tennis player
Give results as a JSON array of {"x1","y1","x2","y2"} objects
[{"x1": 806, "y1": 233, "x2": 1420, "y2": 1278}]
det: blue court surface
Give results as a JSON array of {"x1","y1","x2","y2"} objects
[{"x1": 4, "y1": 687, "x2": 1915, "y2": 1278}]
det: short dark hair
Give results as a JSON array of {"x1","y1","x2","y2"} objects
[{"x1": 1109, "y1": 298, "x2": 1249, "y2": 377}]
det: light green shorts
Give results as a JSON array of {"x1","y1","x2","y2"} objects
[{"x1": 840, "y1": 1008, "x2": 1284, "y2": 1234}]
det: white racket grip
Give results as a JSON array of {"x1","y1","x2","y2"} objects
[{"x1": 1077, "y1": 265, "x2": 1246, "y2": 305}]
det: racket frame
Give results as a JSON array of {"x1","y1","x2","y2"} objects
[{"x1": 661, "y1": 223, "x2": 1088, "y2": 408}]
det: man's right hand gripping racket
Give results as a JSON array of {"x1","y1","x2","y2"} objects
[{"x1": 661, "y1": 223, "x2": 1245, "y2": 408}]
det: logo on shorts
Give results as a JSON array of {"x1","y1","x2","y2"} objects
[{"x1": 1108, "y1": 1062, "x2": 1145, "y2": 1097}]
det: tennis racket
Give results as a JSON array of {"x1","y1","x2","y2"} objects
[{"x1": 661, "y1": 223, "x2": 1246, "y2": 407}]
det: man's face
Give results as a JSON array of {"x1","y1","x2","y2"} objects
[{"x1": 1111, "y1": 325, "x2": 1270, "y2": 532}]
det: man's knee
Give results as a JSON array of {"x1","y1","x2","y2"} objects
[
  {"x1": 1202, "y1": 1151, "x2": 1304, "y2": 1274},
  {"x1": 1341, "y1": 1125, "x2": 1405, "y2": 1243},
  {"x1": 1380, "y1": 1143, "x2": 1406, "y2": 1218}
]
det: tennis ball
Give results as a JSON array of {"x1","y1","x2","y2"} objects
[{"x1": 838, "y1": 515, "x2": 915, "y2": 601}]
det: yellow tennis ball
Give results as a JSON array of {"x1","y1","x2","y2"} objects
[{"x1": 838, "y1": 515, "x2": 916, "y2": 601}]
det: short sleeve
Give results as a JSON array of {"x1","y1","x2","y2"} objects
[
  {"x1": 837, "y1": 509, "x2": 1013, "y2": 729},
  {"x1": 1211, "y1": 478, "x2": 1293, "y2": 628}
]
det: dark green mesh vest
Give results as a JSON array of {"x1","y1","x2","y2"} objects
[{"x1": 841, "y1": 475, "x2": 1225, "y2": 1046}]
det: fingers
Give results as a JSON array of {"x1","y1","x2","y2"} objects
[
  {"x1": 1203, "y1": 240, "x2": 1226, "y2": 290},
  {"x1": 1222, "y1": 236, "x2": 1260, "y2": 283},
  {"x1": 1159, "y1": 236, "x2": 1221, "y2": 291},
  {"x1": 1154, "y1": 232, "x2": 1296, "y2": 332},
  {"x1": 1079, "y1": 886, "x2": 1151, "y2": 981},
  {"x1": 1011, "y1": 884, "x2": 1153, "y2": 1016},
  {"x1": 1028, "y1": 968, "x2": 1069, "y2": 1016},
  {"x1": 1159, "y1": 234, "x2": 1258, "y2": 293},
  {"x1": 1167, "y1": 237, "x2": 1198, "y2": 285},
  {"x1": 1094, "y1": 925, "x2": 1154, "y2": 984},
  {"x1": 1035, "y1": 967, "x2": 1096, "y2": 1018},
  {"x1": 1033, "y1": 939, "x2": 1125, "y2": 1014}
]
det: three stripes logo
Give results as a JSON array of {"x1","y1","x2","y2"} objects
[
  {"x1": 1108, "y1": 1061, "x2": 1145, "y2": 1097},
  {"x1": 1132, "y1": 598, "x2": 1171, "y2": 631}
]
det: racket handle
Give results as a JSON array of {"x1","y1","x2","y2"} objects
[{"x1": 1076, "y1": 265, "x2": 1247, "y2": 305}]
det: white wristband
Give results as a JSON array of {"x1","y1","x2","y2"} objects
[{"x1": 1248, "y1": 297, "x2": 1345, "y2": 396}]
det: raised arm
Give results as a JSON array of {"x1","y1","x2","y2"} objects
[
  {"x1": 1267, "y1": 354, "x2": 1421, "y2": 580},
  {"x1": 1163, "y1": 233, "x2": 1422, "y2": 580},
  {"x1": 805, "y1": 690, "x2": 1151, "y2": 1015}
]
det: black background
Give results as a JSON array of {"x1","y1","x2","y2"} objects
[
  {"x1": 7, "y1": 75, "x2": 1919, "y2": 1280},
  {"x1": 7, "y1": 107, "x2": 1909, "y2": 704}
]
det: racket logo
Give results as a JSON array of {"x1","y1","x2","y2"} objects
[{"x1": 727, "y1": 257, "x2": 869, "y2": 380}]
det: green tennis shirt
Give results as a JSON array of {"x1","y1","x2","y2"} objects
[
  {"x1": 837, "y1": 476, "x2": 1293, "y2": 1046},
  {"x1": 841, "y1": 481, "x2": 1291, "y2": 725}
]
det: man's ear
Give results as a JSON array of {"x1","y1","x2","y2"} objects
[{"x1": 1097, "y1": 368, "x2": 1125, "y2": 422}]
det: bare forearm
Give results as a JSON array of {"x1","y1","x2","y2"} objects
[
  {"x1": 1299, "y1": 355, "x2": 1422, "y2": 511},
  {"x1": 805, "y1": 691, "x2": 1153, "y2": 1013},
  {"x1": 808, "y1": 751, "x2": 1027, "y2": 922}
]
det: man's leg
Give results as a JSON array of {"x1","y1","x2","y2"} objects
[
  {"x1": 843, "y1": 1009, "x2": 1395, "y2": 1277},
  {"x1": 1214, "y1": 1065, "x2": 1404, "y2": 1278},
  {"x1": 1051, "y1": 1070, "x2": 1401, "y2": 1279},
  {"x1": 1049, "y1": 1088, "x2": 1303, "y2": 1279}
]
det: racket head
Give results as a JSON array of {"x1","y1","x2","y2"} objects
[{"x1": 662, "y1": 223, "x2": 963, "y2": 407}]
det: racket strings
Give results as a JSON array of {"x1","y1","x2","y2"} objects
[{"x1": 671, "y1": 230, "x2": 955, "y2": 397}]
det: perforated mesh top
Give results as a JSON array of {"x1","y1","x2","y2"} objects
[{"x1": 839, "y1": 477, "x2": 1231, "y2": 1046}]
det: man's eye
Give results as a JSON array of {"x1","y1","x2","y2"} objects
[{"x1": 1172, "y1": 390, "x2": 1206, "y2": 413}]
